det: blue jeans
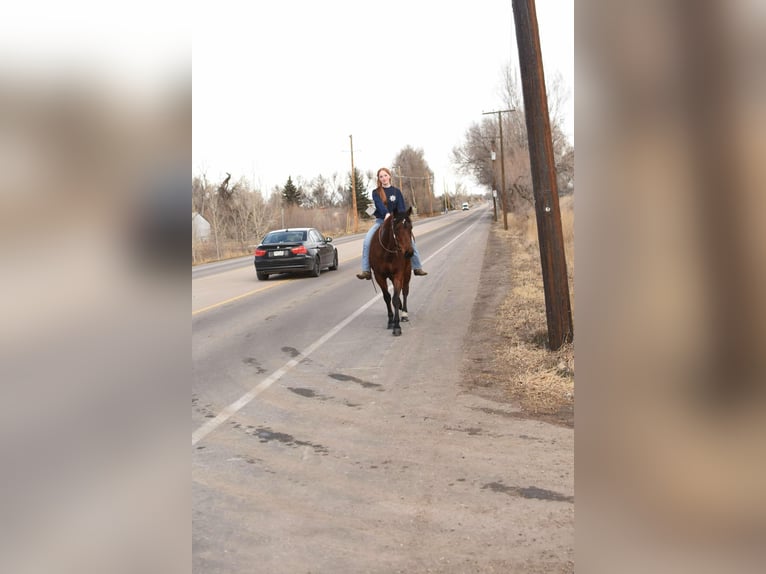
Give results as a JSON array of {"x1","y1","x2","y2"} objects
[{"x1": 361, "y1": 218, "x2": 423, "y2": 272}]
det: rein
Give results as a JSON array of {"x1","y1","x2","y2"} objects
[{"x1": 377, "y1": 217, "x2": 402, "y2": 254}]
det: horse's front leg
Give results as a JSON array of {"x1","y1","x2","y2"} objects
[
  {"x1": 378, "y1": 279, "x2": 394, "y2": 329},
  {"x1": 400, "y1": 271, "x2": 410, "y2": 322},
  {"x1": 391, "y1": 281, "x2": 402, "y2": 336}
]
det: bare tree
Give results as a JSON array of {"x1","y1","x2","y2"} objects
[
  {"x1": 302, "y1": 175, "x2": 324, "y2": 208},
  {"x1": 556, "y1": 144, "x2": 574, "y2": 195},
  {"x1": 247, "y1": 187, "x2": 277, "y2": 242},
  {"x1": 451, "y1": 119, "x2": 500, "y2": 190},
  {"x1": 227, "y1": 176, "x2": 257, "y2": 247},
  {"x1": 392, "y1": 146, "x2": 436, "y2": 216},
  {"x1": 327, "y1": 172, "x2": 345, "y2": 207},
  {"x1": 206, "y1": 178, "x2": 222, "y2": 260},
  {"x1": 217, "y1": 172, "x2": 232, "y2": 200},
  {"x1": 542, "y1": 71, "x2": 574, "y2": 194},
  {"x1": 452, "y1": 62, "x2": 573, "y2": 211},
  {"x1": 192, "y1": 173, "x2": 208, "y2": 215}
]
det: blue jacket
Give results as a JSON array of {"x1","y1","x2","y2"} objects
[{"x1": 371, "y1": 186, "x2": 406, "y2": 220}]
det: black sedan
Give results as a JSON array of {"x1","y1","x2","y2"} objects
[{"x1": 253, "y1": 227, "x2": 338, "y2": 280}]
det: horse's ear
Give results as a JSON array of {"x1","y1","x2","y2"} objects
[{"x1": 406, "y1": 206, "x2": 413, "y2": 217}]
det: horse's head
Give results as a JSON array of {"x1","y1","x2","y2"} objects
[{"x1": 391, "y1": 206, "x2": 414, "y2": 259}]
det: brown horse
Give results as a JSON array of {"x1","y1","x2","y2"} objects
[{"x1": 369, "y1": 207, "x2": 414, "y2": 336}]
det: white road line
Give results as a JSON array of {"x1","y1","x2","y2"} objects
[
  {"x1": 191, "y1": 217, "x2": 482, "y2": 446},
  {"x1": 192, "y1": 296, "x2": 378, "y2": 446}
]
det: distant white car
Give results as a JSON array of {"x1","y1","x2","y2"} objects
[{"x1": 461, "y1": 202, "x2": 469, "y2": 211}]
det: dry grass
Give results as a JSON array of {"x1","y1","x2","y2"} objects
[
  {"x1": 192, "y1": 239, "x2": 253, "y2": 264},
  {"x1": 521, "y1": 194, "x2": 574, "y2": 291},
  {"x1": 497, "y1": 197, "x2": 574, "y2": 423}
]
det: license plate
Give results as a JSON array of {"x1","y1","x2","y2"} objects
[{"x1": 271, "y1": 250, "x2": 285, "y2": 257}]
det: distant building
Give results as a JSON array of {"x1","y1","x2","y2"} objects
[{"x1": 192, "y1": 212, "x2": 211, "y2": 241}]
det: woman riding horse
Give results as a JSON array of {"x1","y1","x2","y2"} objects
[
  {"x1": 356, "y1": 167, "x2": 427, "y2": 280},
  {"x1": 368, "y1": 206, "x2": 414, "y2": 336}
]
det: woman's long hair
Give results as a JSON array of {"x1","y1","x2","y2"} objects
[{"x1": 376, "y1": 167, "x2": 393, "y2": 206}]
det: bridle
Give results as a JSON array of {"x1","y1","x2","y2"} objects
[{"x1": 377, "y1": 215, "x2": 411, "y2": 255}]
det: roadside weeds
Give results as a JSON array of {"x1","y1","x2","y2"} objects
[{"x1": 462, "y1": 204, "x2": 574, "y2": 428}]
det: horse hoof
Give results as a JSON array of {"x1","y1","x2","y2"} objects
[
  {"x1": 393, "y1": 328, "x2": 402, "y2": 336},
  {"x1": 401, "y1": 316, "x2": 409, "y2": 322}
]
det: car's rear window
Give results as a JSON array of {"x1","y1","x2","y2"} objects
[{"x1": 263, "y1": 231, "x2": 306, "y2": 243}]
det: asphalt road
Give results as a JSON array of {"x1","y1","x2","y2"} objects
[{"x1": 192, "y1": 204, "x2": 574, "y2": 573}]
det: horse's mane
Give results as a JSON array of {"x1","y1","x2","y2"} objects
[{"x1": 378, "y1": 211, "x2": 395, "y2": 243}]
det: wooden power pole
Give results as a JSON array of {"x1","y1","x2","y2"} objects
[
  {"x1": 349, "y1": 134, "x2": 358, "y2": 233},
  {"x1": 483, "y1": 110, "x2": 513, "y2": 230},
  {"x1": 427, "y1": 175, "x2": 434, "y2": 215},
  {"x1": 512, "y1": 0, "x2": 573, "y2": 349}
]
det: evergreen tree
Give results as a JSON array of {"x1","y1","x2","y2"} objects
[
  {"x1": 281, "y1": 176, "x2": 302, "y2": 206},
  {"x1": 346, "y1": 168, "x2": 371, "y2": 217}
]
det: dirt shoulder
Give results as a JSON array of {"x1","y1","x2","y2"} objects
[{"x1": 461, "y1": 218, "x2": 574, "y2": 428}]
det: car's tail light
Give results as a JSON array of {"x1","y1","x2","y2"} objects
[
  {"x1": 291, "y1": 245, "x2": 308, "y2": 255},
  {"x1": 254, "y1": 249, "x2": 266, "y2": 256}
]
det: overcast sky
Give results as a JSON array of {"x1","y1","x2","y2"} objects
[{"x1": 193, "y1": 0, "x2": 573, "y2": 196}]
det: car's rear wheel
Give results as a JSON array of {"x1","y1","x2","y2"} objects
[
  {"x1": 329, "y1": 250, "x2": 338, "y2": 271},
  {"x1": 256, "y1": 271, "x2": 269, "y2": 281},
  {"x1": 311, "y1": 256, "x2": 321, "y2": 277}
]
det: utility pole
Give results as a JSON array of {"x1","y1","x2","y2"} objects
[
  {"x1": 482, "y1": 136, "x2": 499, "y2": 221},
  {"x1": 491, "y1": 149, "x2": 498, "y2": 222},
  {"x1": 407, "y1": 181, "x2": 417, "y2": 214},
  {"x1": 426, "y1": 175, "x2": 433, "y2": 215},
  {"x1": 512, "y1": 0, "x2": 573, "y2": 349},
  {"x1": 483, "y1": 109, "x2": 513, "y2": 230},
  {"x1": 349, "y1": 134, "x2": 358, "y2": 233}
]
